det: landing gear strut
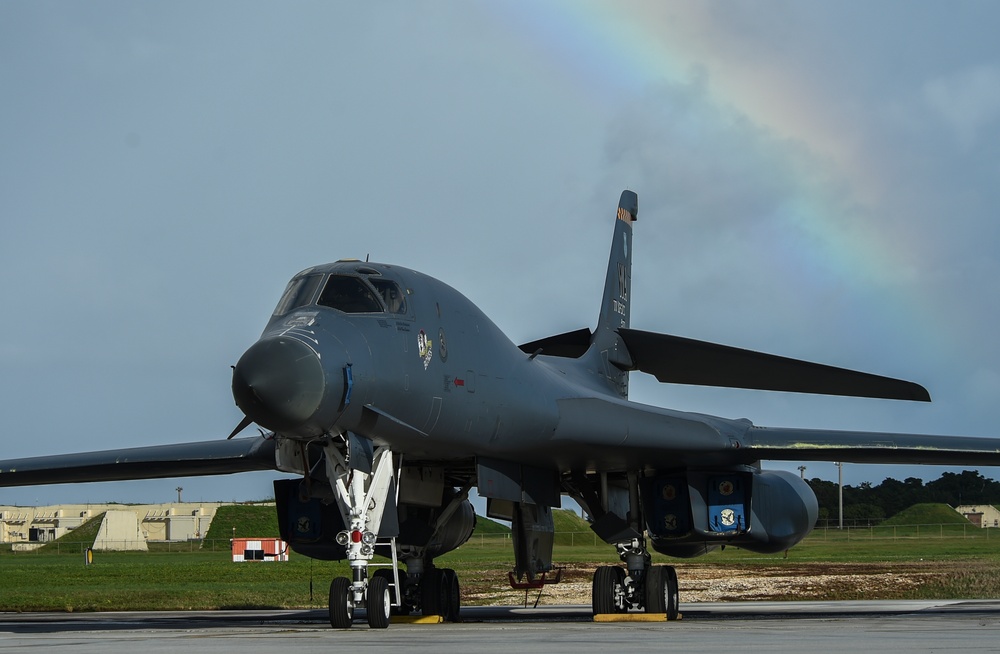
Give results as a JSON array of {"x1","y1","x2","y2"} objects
[
  {"x1": 320, "y1": 436, "x2": 464, "y2": 627},
  {"x1": 323, "y1": 437, "x2": 399, "y2": 629}
]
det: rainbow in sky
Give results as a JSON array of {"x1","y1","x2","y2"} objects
[{"x1": 484, "y1": 1, "x2": 944, "y2": 360}]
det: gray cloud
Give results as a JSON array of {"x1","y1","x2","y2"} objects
[
  {"x1": 923, "y1": 64, "x2": 1000, "y2": 151},
  {"x1": 2, "y1": 2, "x2": 999, "y2": 503}
]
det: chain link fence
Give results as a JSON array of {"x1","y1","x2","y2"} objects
[{"x1": 6, "y1": 523, "x2": 997, "y2": 555}]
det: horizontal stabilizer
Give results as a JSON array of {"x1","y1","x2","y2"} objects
[
  {"x1": 618, "y1": 328, "x2": 930, "y2": 402},
  {"x1": 0, "y1": 436, "x2": 278, "y2": 487},
  {"x1": 518, "y1": 328, "x2": 593, "y2": 358}
]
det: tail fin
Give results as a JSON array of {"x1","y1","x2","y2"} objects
[{"x1": 589, "y1": 190, "x2": 638, "y2": 397}]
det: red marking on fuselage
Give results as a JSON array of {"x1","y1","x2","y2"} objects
[{"x1": 454, "y1": 378, "x2": 465, "y2": 387}]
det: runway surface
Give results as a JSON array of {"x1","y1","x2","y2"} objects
[{"x1": 3, "y1": 601, "x2": 1000, "y2": 653}]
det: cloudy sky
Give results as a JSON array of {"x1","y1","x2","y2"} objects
[{"x1": 2, "y1": 1, "x2": 999, "y2": 506}]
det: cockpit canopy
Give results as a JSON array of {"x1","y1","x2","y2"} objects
[{"x1": 272, "y1": 271, "x2": 408, "y2": 317}]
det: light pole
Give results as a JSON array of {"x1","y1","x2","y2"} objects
[
  {"x1": 798, "y1": 465, "x2": 807, "y2": 480},
  {"x1": 836, "y1": 462, "x2": 843, "y2": 530}
]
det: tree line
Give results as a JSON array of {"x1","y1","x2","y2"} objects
[{"x1": 806, "y1": 470, "x2": 1000, "y2": 523}]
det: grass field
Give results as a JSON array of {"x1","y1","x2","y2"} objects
[{"x1": 4, "y1": 506, "x2": 1000, "y2": 612}]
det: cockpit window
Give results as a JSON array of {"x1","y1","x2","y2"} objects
[
  {"x1": 272, "y1": 274, "x2": 325, "y2": 316},
  {"x1": 370, "y1": 278, "x2": 407, "y2": 314},
  {"x1": 318, "y1": 275, "x2": 384, "y2": 313}
]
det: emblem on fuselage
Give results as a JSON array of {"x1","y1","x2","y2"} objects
[
  {"x1": 438, "y1": 328, "x2": 448, "y2": 362},
  {"x1": 418, "y1": 329, "x2": 433, "y2": 370}
]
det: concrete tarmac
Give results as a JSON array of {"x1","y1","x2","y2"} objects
[{"x1": 3, "y1": 601, "x2": 1000, "y2": 653}]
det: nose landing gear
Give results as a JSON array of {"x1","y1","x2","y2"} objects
[{"x1": 323, "y1": 438, "x2": 400, "y2": 629}]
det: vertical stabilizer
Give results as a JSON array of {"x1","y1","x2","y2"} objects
[{"x1": 590, "y1": 190, "x2": 637, "y2": 397}]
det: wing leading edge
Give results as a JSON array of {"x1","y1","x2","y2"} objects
[
  {"x1": 739, "y1": 426, "x2": 1000, "y2": 466},
  {"x1": 0, "y1": 436, "x2": 278, "y2": 487},
  {"x1": 549, "y1": 397, "x2": 1000, "y2": 471}
]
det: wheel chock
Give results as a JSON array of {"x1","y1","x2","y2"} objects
[
  {"x1": 391, "y1": 615, "x2": 445, "y2": 624},
  {"x1": 593, "y1": 613, "x2": 683, "y2": 622}
]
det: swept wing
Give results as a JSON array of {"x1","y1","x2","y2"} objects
[{"x1": 0, "y1": 436, "x2": 278, "y2": 487}]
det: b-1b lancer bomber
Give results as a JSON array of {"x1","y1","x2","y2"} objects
[{"x1": 4, "y1": 191, "x2": 1000, "y2": 627}]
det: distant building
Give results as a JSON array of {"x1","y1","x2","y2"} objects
[
  {"x1": 956, "y1": 505, "x2": 1000, "y2": 528},
  {"x1": 93, "y1": 510, "x2": 149, "y2": 551},
  {"x1": 0, "y1": 502, "x2": 231, "y2": 549}
]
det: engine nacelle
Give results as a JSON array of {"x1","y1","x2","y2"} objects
[
  {"x1": 641, "y1": 469, "x2": 818, "y2": 557},
  {"x1": 396, "y1": 488, "x2": 477, "y2": 558},
  {"x1": 273, "y1": 478, "x2": 475, "y2": 560}
]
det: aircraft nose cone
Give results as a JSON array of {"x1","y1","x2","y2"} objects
[{"x1": 232, "y1": 337, "x2": 326, "y2": 432}]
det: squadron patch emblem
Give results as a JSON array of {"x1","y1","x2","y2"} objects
[
  {"x1": 418, "y1": 329, "x2": 433, "y2": 370},
  {"x1": 438, "y1": 328, "x2": 448, "y2": 362}
]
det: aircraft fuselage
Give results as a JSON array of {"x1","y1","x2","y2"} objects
[{"x1": 232, "y1": 260, "x2": 617, "y2": 463}]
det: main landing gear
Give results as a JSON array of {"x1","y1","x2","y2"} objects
[
  {"x1": 412, "y1": 564, "x2": 462, "y2": 622},
  {"x1": 591, "y1": 537, "x2": 679, "y2": 620}
]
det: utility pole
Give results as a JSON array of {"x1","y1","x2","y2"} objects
[{"x1": 836, "y1": 462, "x2": 843, "y2": 530}]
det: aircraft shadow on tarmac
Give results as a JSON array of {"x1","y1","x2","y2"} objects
[{"x1": 4, "y1": 602, "x2": 1000, "y2": 634}]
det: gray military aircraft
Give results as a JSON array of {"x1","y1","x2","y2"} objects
[{"x1": 3, "y1": 190, "x2": 1000, "y2": 628}]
